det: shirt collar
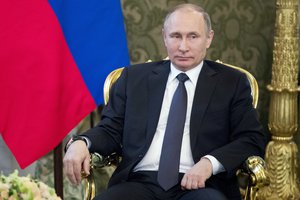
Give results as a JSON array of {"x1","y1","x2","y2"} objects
[{"x1": 169, "y1": 61, "x2": 203, "y2": 85}]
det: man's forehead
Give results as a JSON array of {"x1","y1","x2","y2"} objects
[{"x1": 164, "y1": 13, "x2": 205, "y2": 32}]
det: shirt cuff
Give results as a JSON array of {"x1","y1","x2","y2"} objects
[
  {"x1": 81, "y1": 136, "x2": 91, "y2": 150},
  {"x1": 203, "y1": 155, "x2": 225, "y2": 175}
]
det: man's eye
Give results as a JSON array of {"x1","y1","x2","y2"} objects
[
  {"x1": 170, "y1": 35, "x2": 180, "y2": 38},
  {"x1": 189, "y1": 35, "x2": 198, "y2": 39}
]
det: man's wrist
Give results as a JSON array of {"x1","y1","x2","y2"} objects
[
  {"x1": 64, "y1": 135, "x2": 89, "y2": 153},
  {"x1": 203, "y1": 155, "x2": 225, "y2": 175}
]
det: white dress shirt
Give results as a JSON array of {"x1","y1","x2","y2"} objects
[{"x1": 134, "y1": 61, "x2": 225, "y2": 175}]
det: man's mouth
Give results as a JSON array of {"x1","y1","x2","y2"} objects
[{"x1": 175, "y1": 56, "x2": 192, "y2": 61}]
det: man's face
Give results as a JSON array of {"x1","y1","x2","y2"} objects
[{"x1": 163, "y1": 9, "x2": 214, "y2": 71}]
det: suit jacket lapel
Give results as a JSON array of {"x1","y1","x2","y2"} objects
[
  {"x1": 190, "y1": 61, "x2": 219, "y2": 150},
  {"x1": 145, "y1": 61, "x2": 170, "y2": 146}
]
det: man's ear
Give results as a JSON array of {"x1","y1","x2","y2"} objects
[
  {"x1": 206, "y1": 30, "x2": 214, "y2": 48},
  {"x1": 162, "y1": 28, "x2": 167, "y2": 47}
]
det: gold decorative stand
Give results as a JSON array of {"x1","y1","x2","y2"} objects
[{"x1": 257, "y1": 0, "x2": 300, "y2": 199}]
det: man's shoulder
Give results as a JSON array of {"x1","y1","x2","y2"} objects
[{"x1": 204, "y1": 60, "x2": 244, "y2": 76}]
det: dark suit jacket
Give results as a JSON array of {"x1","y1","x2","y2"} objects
[{"x1": 84, "y1": 60, "x2": 266, "y2": 199}]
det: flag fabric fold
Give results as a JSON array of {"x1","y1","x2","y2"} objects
[{"x1": 0, "y1": 0, "x2": 129, "y2": 168}]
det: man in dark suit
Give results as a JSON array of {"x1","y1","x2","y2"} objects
[{"x1": 64, "y1": 3, "x2": 266, "y2": 200}]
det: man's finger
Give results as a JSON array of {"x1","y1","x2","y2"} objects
[{"x1": 82, "y1": 155, "x2": 91, "y2": 177}]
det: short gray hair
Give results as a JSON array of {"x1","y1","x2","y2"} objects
[{"x1": 163, "y1": 3, "x2": 212, "y2": 34}]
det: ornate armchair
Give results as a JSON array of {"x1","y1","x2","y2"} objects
[{"x1": 83, "y1": 60, "x2": 269, "y2": 200}]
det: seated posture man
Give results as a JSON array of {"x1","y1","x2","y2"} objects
[{"x1": 64, "y1": 3, "x2": 266, "y2": 200}]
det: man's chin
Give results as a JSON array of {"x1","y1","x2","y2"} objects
[{"x1": 173, "y1": 61, "x2": 195, "y2": 71}]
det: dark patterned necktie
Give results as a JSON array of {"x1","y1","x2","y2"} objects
[{"x1": 157, "y1": 73, "x2": 189, "y2": 190}]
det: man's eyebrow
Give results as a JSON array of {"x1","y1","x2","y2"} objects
[
  {"x1": 168, "y1": 31, "x2": 200, "y2": 35},
  {"x1": 188, "y1": 32, "x2": 200, "y2": 35},
  {"x1": 169, "y1": 32, "x2": 181, "y2": 35}
]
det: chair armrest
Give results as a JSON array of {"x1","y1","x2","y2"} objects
[
  {"x1": 237, "y1": 156, "x2": 269, "y2": 200},
  {"x1": 83, "y1": 153, "x2": 120, "y2": 200},
  {"x1": 90, "y1": 152, "x2": 120, "y2": 168}
]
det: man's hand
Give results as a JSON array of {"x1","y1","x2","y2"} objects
[
  {"x1": 181, "y1": 157, "x2": 213, "y2": 190},
  {"x1": 63, "y1": 140, "x2": 90, "y2": 185}
]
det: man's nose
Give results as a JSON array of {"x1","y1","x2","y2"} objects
[{"x1": 179, "y1": 39, "x2": 189, "y2": 52}]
